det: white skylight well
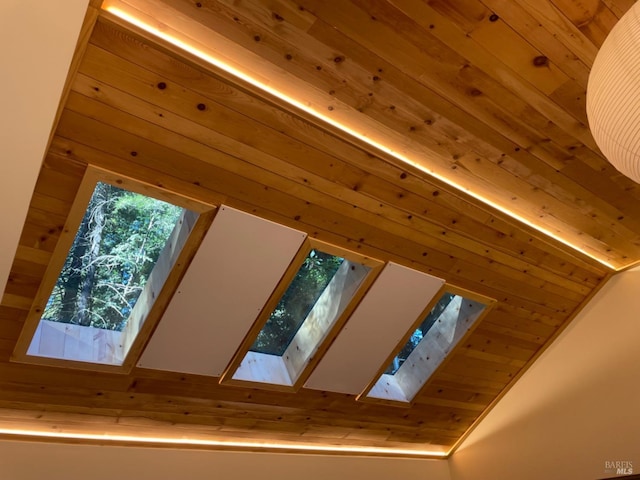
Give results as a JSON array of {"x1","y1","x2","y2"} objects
[
  {"x1": 222, "y1": 240, "x2": 383, "y2": 391},
  {"x1": 361, "y1": 287, "x2": 494, "y2": 405},
  {"x1": 15, "y1": 168, "x2": 214, "y2": 370}
]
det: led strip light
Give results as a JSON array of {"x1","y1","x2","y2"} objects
[
  {"x1": 100, "y1": 1, "x2": 618, "y2": 270},
  {"x1": 0, "y1": 427, "x2": 448, "y2": 457}
]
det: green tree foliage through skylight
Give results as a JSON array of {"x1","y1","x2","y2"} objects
[
  {"x1": 43, "y1": 182, "x2": 184, "y2": 331},
  {"x1": 384, "y1": 293, "x2": 455, "y2": 375},
  {"x1": 251, "y1": 250, "x2": 344, "y2": 356}
]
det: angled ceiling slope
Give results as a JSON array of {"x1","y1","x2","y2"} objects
[
  {"x1": 0, "y1": 0, "x2": 630, "y2": 459},
  {"x1": 104, "y1": 0, "x2": 640, "y2": 271}
]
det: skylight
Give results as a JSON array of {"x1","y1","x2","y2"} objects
[
  {"x1": 362, "y1": 288, "x2": 493, "y2": 405},
  {"x1": 24, "y1": 179, "x2": 198, "y2": 367},
  {"x1": 223, "y1": 241, "x2": 382, "y2": 391},
  {"x1": 250, "y1": 249, "x2": 344, "y2": 356}
]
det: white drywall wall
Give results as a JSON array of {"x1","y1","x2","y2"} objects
[
  {"x1": 0, "y1": 439, "x2": 452, "y2": 480},
  {"x1": 0, "y1": 0, "x2": 89, "y2": 295},
  {"x1": 449, "y1": 268, "x2": 640, "y2": 479}
]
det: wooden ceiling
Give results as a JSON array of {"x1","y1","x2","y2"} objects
[{"x1": 0, "y1": 0, "x2": 636, "y2": 456}]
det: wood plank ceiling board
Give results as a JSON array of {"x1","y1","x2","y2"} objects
[
  {"x1": 98, "y1": 0, "x2": 640, "y2": 270},
  {"x1": 305, "y1": 262, "x2": 444, "y2": 395},
  {"x1": 138, "y1": 205, "x2": 307, "y2": 376},
  {"x1": 0, "y1": 0, "x2": 633, "y2": 456}
]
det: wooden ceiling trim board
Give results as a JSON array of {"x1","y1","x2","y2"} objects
[
  {"x1": 3, "y1": 275, "x2": 39, "y2": 305},
  {"x1": 459, "y1": 333, "x2": 536, "y2": 364},
  {"x1": 0, "y1": 295, "x2": 32, "y2": 312},
  {"x1": 10, "y1": 257, "x2": 47, "y2": 283},
  {"x1": 0, "y1": 361, "x2": 133, "y2": 393},
  {"x1": 2, "y1": 277, "x2": 39, "y2": 307},
  {"x1": 309, "y1": 14, "x2": 569, "y2": 169},
  {"x1": 359, "y1": 286, "x2": 497, "y2": 407},
  {"x1": 436, "y1": 371, "x2": 508, "y2": 394},
  {"x1": 2, "y1": 0, "x2": 635, "y2": 455},
  {"x1": 494, "y1": 302, "x2": 565, "y2": 328},
  {"x1": 63, "y1": 94, "x2": 608, "y2": 286},
  {"x1": 16, "y1": 225, "x2": 58, "y2": 258},
  {"x1": 300, "y1": 0, "x2": 593, "y2": 150},
  {"x1": 14, "y1": 157, "x2": 85, "y2": 267},
  {"x1": 427, "y1": 378, "x2": 503, "y2": 399},
  {"x1": 53, "y1": 75, "x2": 604, "y2": 312},
  {"x1": 601, "y1": 0, "x2": 636, "y2": 18},
  {"x1": 583, "y1": 5, "x2": 619, "y2": 45},
  {"x1": 29, "y1": 191, "x2": 75, "y2": 220},
  {"x1": 49, "y1": 136, "x2": 459, "y2": 279},
  {"x1": 548, "y1": 77, "x2": 591, "y2": 126},
  {"x1": 34, "y1": 161, "x2": 85, "y2": 204},
  {"x1": 82, "y1": 16, "x2": 613, "y2": 278},
  {"x1": 48, "y1": 139, "x2": 229, "y2": 215},
  {"x1": 478, "y1": 316, "x2": 557, "y2": 345},
  {"x1": 516, "y1": 0, "x2": 601, "y2": 64},
  {"x1": 561, "y1": 152, "x2": 640, "y2": 210},
  {"x1": 220, "y1": 239, "x2": 384, "y2": 392},
  {"x1": 492, "y1": 149, "x2": 640, "y2": 234},
  {"x1": 444, "y1": 353, "x2": 523, "y2": 380},
  {"x1": 475, "y1": 323, "x2": 547, "y2": 347},
  {"x1": 54, "y1": 107, "x2": 590, "y2": 301},
  {"x1": 0, "y1": 380, "x2": 464, "y2": 441},
  {"x1": 417, "y1": 386, "x2": 496, "y2": 412}
]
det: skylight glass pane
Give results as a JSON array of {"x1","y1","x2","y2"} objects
[
  {"x1": 28, "y1": 181, "x2": 190, "y2": 366},
  {"x1": 230, "y1": 244, "x2": 377, "y2": 389},
  {"x1": 384, "y1": 293, "x2": 455, "y2": 375},
  {"x1": 251, "y1": 249, "x2": 344, "y2": 356}
]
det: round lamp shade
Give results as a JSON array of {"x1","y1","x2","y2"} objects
[{"x1": 587, "y1": 2, "x2": 640, "y2": 183}]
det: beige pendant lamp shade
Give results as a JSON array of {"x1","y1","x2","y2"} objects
[{"x1": 587, "y1": 2, "x2": 640, "y2": 183}]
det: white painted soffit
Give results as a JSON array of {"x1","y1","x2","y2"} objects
[{"x1": 0, "y1": 0, "x2": 89, "y2": 296}]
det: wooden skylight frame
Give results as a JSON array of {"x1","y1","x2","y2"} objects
[
  {"x1": 220, "y1": 238, "x2": 383, "y2": 392},
  {"x1": 358, "y1": 285, "x2": 496, "y2": 407},
  {"x1": 12, "y1": 166, "x2": 216, "y2": 373}
]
